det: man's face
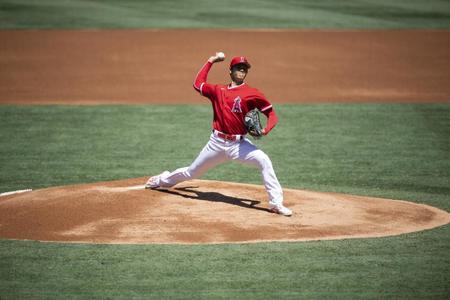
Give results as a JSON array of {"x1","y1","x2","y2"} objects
[{"x1": 230, "y1": 64, "x2": 249, "y2": 83}]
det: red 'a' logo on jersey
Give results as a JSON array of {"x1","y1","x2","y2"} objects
[{"x1": 231, "y1": 96, "x2": 242, "y2": 113}]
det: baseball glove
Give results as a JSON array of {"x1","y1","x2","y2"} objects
[{"x1": 244, "y1": 108, "x2": 263, "y2": 139}]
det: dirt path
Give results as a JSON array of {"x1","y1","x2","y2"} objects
[
  {"x1": 1, "y1": 178, "x2": 448, "y2": 244},
  {"x1": 1, "y1": 30, "x2": 449, "y2": 104}
]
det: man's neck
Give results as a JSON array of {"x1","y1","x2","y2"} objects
[{"x1": 230, "y1": 81, "x2": 244, "y2": 88}]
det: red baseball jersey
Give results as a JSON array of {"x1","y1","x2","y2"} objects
[{"x1": 193, "y1": 61, "x2": 278, "y2": 135}]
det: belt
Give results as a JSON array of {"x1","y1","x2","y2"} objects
[{"x1": 213, "y1": 130, "x2": 243, "y2": 141}]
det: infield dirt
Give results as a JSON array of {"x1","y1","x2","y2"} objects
[
  {"x1": 0, "y1": 178, "x2": 449, "y2": 244},
  {"x1": 1, "y1": 30, "x2": 450, "y2": 104}
]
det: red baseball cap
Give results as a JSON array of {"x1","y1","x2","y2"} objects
[{"x1": 230, "y1": 56, "x2": 251, "y2": 69}]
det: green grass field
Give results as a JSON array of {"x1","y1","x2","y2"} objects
[
  {"x1": 1, "y1": 104, "x2": 449, "y2": 299},
  {"x1": 1, "y1": 105, "x2": 450, "y2": 210},
  {"x1": 1, "y1": 0, "x2": 450, "y2": 299},
  {"x1": 1, "y1": 0, "x2": 450, "y2": 29}
]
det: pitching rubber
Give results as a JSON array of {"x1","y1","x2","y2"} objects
[{"x1": 0, "y1": 189, "x2": 33, "y2": 197}]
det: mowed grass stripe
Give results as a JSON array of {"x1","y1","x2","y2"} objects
[
  {"x1": 0, "y1": 104, "x2": 449, "y2": 299},
  {"x1": 1, "y1": 0, "x2": 450, "y2": 29},
  {"x1": 0, "y1": 104, "x2": 449, "y2": 209},
  {"x1": 0, "y1": 226, "x2": 449, "y2": 299}
]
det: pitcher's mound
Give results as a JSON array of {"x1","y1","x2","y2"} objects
[{"x1": 0, "y1": 177, "x2": 449, "y2": 244}]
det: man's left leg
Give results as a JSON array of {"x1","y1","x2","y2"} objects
[{"x1": 230, "y1": 139, "x2": 292, "y2": 216}]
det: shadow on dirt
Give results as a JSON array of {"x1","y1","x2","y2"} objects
[{"x1": 153, "y1": 186, "x2": 270, "y2": 213}]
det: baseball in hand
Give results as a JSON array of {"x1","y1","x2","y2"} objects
[{"x1": 208, "y1": 52, "x2": 226, "y2": 63}]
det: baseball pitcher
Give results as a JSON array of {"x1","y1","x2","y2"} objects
[{"x1": 145, "y1": 52, "x2": 292, "y2": 216}]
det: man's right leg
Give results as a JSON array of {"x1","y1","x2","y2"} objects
[{"x1": 157, "y1": 135, "x2": 227, "y2": 188}]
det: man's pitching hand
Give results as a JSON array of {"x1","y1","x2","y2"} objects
[{"x1": 208, "y1": 52, "x2": 226, "y2": 63}]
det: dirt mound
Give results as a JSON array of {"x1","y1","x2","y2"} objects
[{"x1": 0, "y1": 178, "x2": 449, "y2": 244}]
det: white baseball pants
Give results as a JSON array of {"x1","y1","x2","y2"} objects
[{"x1": 159, "y1": 133, "x2": 284, "y2": 206}]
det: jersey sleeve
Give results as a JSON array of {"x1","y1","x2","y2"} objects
[
  {"x1": 262, "y1": 108, "x2": 278, "y2": 134},
  {"x1": 253, "y1": 91, "x2": 273, "y2": 113},
  {"x1": 253, "y1": 91, "x2": 278, "y2": 134},
  {"x1": 255, "y1": 93, "x2": 272, "y2": 112},
  {"x1": 193, "y1": 61, "x2": 216, "y2": 98}
]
